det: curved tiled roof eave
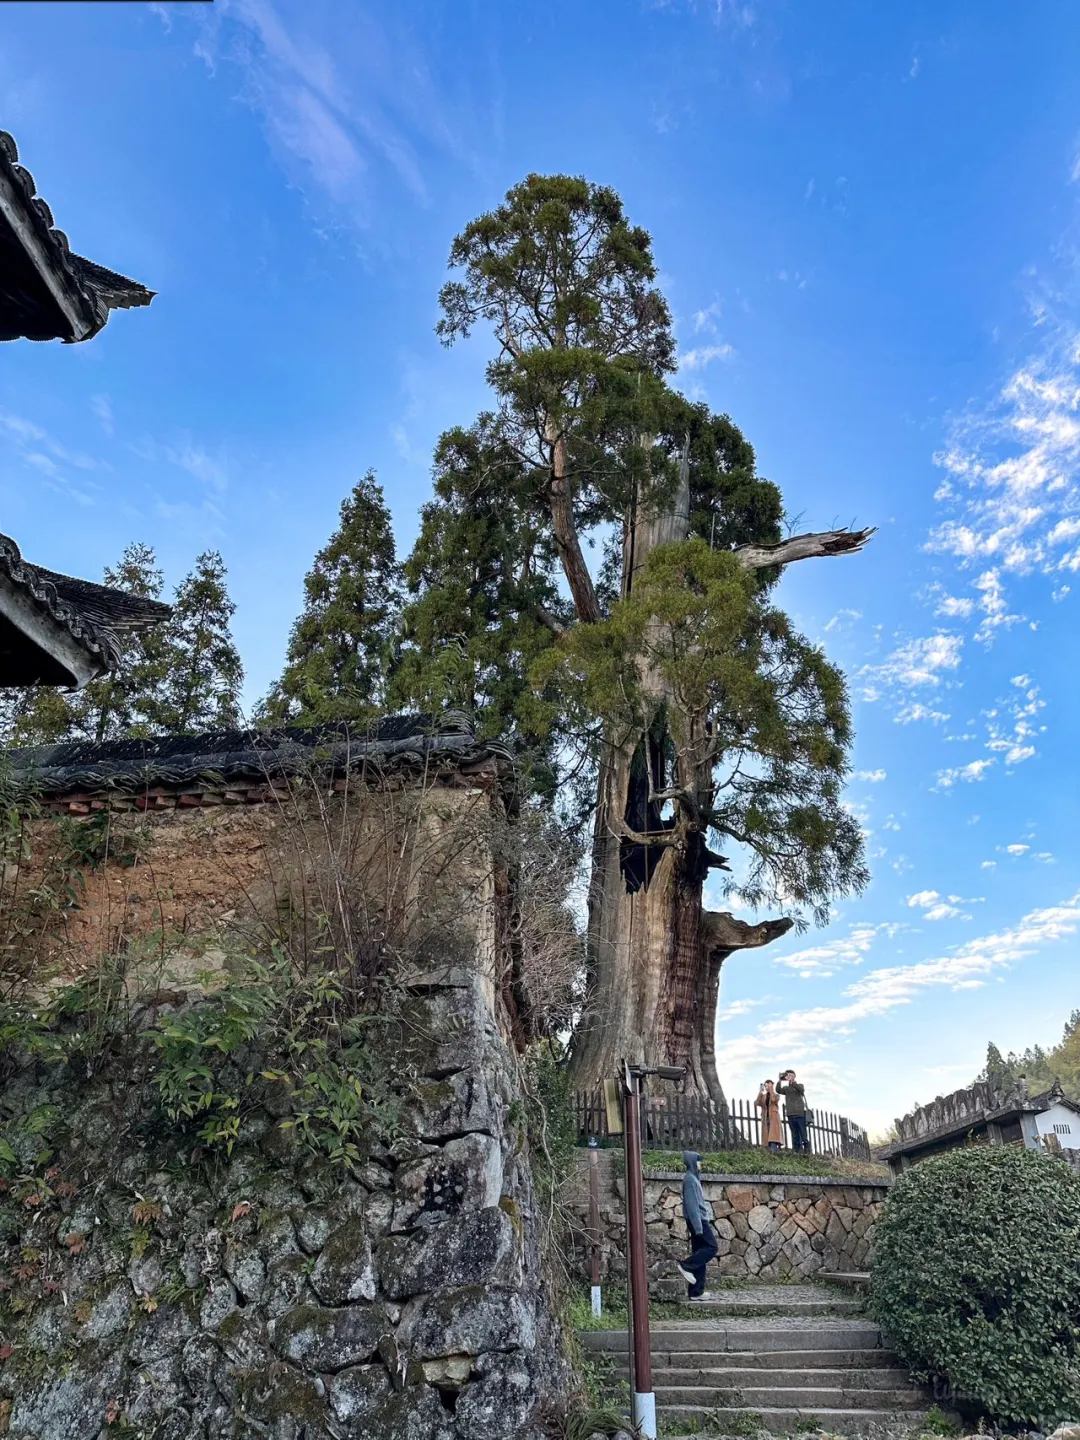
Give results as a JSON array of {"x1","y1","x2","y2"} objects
[
  {"x1": 0, "y1": 532, "x2": 171, "y2": 673},
  {"x1": 0, "y1": 129, "x2": 154, "y2": 343}
]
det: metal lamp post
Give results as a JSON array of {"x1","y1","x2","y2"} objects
[{"x1": 622, "y1": 1061, "x2": 685, "y2": 1440}]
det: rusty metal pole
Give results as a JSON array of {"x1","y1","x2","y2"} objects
[
  {"x1": 588, "y1": 1137, "x2": 603, "y2": 1317},
  {"x1": 623, "y1": 1069, "x2": 656, "y2": 1438}
]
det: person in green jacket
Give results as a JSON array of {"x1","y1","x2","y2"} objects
[{"x1": 778, "y1": 1070, "x2": 810, "y2": 1152}]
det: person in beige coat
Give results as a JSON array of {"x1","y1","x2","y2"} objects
[{"x1": 756, "y1": 1078, "x2": 784, "y2": 1151}]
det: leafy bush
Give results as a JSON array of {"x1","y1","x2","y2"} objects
[{"x1": 869, "y1": 1145, "x2": 1080, "y2": 1427}]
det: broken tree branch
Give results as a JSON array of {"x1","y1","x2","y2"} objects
[{"x1": 735, "y1": 526, "x2": 876, "y2": 572}]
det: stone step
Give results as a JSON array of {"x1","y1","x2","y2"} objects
[
  {"x1": 660, "y1": 1296, "x2": 864, "y2": 1316},
  {"x1": 604, "y1": 1365, "x2": 913, "y2": 1389},
  {"x1": 648, "y1": 1384, "x2": 926, "y2": 1410},
  {"x1": 659, "y1": 1407, "x2": 928, "y2": 1436},
  {"x1": 582, "y1": 1324, "x2": 886, "y2": 1353},
  {"x1": 817, "y1": 1270, "x2": 871, "y2": 1288},
  {"x1": 645, "y1": 1349, "x2": 901, "y2": 1370}
]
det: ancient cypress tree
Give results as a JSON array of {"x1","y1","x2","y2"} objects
[
  {"x1": 263, "y1": 473, "x2": 400, "y2": 726},
  {"x1": 435, "y1": 174, "x2": 872, "y2": 1099},
  {"x1": 150, "y1": 551, "x2": 243, "y2": 735}
]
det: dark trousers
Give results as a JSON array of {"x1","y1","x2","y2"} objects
[
  {"x1": 788, "y1": 1115, "x2": 809, "y2": 1152},
  {"x1": 681, "y1": 1222, "x2": 718, "y2": 1297}
]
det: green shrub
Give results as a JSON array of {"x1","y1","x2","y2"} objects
[{"x1": 869, "y1": 1145, "x2": 1080, "y2": 1427}]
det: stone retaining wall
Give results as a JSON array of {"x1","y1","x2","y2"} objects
[
  {"x1": 565, "y1": 1150, "x2": 889, "y2": 1285},
  {"x1": 0, "y1": 968, "x2": 568, "y2": 1439}
]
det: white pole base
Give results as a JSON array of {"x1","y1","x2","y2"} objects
[
  {"x1": 590, "y1": 1285, "x2": 602, "y2": 1318},
  {"x1": 633, "y1": 1391, "x2": 657, "y2": 1438}
]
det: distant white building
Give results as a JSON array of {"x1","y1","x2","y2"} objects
[{"x1": 1035, "y1": 1094, "x2": 1080, "y2": 1148}]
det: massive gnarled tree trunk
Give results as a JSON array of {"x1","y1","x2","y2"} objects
[{"x1": 570, "y1": 451, "x2": 872, "y2": 1101}]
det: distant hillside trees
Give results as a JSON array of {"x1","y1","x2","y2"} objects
[{"x1": 980, "y1": 1011, "x2": 1080, "y2": 1103}]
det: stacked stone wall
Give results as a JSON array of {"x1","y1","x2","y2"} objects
[
  {"x1": 0, "y1": 968, "x2": 568, "y2": 1439},
  {"x1": 565, "y1": 1150, "x2": 888, "y2": 1286}
]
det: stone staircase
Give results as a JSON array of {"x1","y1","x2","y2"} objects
[{"x1": 579, "y1": 1282, "x2": 932, "y2": 1436}]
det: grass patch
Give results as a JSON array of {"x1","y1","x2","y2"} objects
[{"x1": 642, "y1": 1147, "x2": 889, "y2": 1181}]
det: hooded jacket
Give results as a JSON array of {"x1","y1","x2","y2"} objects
[{"x1": 681, "y1": 1150, "x2": 707, "y2": 1235}]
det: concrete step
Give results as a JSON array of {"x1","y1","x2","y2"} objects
[
  {"x1": 582, "y1": 1323, "x2": 886, "y2": 1354},
  {"x1": 604, "y1": 1365, "x2": 914, "y2": 1389},
  {"x1": 649, "y1": 1385, "x2": 926, "y2": 1410},
  {"x1": 663, "y1": 1296, "x2": 864, "y2": 1316},
  {"x1": 659, "y1": 1407, "x2": 928, "y2": 1436},
  {"x1": 817, "y1": 1271, "x2": 870, "y2": 1289},
  {"x1": 644, "y1": 1349, "x2": 902, "y2": 1370}
]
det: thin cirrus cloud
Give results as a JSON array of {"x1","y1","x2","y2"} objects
[
  {"x1": 167, "y1": 0, "x2": 472, "y2": 222},
  {"x1": 0, "y1": 407, "x2": 108, "y2": 507}
]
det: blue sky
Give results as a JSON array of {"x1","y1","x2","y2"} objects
[{"x1": 2, "y1": 0, "x2": 1079, "y2": 1133}]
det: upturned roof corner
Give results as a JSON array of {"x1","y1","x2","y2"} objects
[
  {"x1": 0, "y1": 532, "x2": 172, "y2": 689},
  {"x1": 0, "y1": 128, "x2": 154, "y2": 344}
]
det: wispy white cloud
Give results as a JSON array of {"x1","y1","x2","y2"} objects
[
  {"x1": 770, "y1": 922, "x2": 899, "y2": 979},
  {"x1": 854, "y1": 768, "x2": 886, "y2": 783},
  {"x1": 906, "y1": 889, "x2": 981, "y2": 922},
  {"x1": 719, "y1": 894, "x2": 1080, "y2": 1089},
  {"x1": 927, "y1": 330, "x2": 1080, "y2": 606},
  {"x1": 678, "y1": 343, "x2": 735, "y2": 371},
  {"x1": 166, "y1": 0, "x2": 468, "y2": 223},
  {"x1": 134, "y1": 434, "x2": 231, "y2": 494},
  {"x1": 0, "y1": 408, "x2": 109, "y2": 507},
  {"x1": 90, "y1": 394, "x2": 114, "y2": 438},
  {"x1": 692, "y1": 300, "x2": 723, "y2": 333},
  {"x1": 934, "y1": 758, "x2": 994, "y2": 790},
  {"x1": 824, "y1": 607, "x2": 861, "y2": 632},
  {"x1": 860, "y1": 633, "x2": 963, "y2": 718},
  {"x1": 894, "y1": 702, "x2": 950, "y2": 725}
]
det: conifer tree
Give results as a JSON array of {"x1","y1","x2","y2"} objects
[
  {"x1": 263, "y1": 473, "x2": 400, "y2": 726},
  {"x1": 149, "y1": 551, "x2": 243, "y2": 735},
  {"x1": 392, "y1": 421, "x2": 571, "y2": 797}
]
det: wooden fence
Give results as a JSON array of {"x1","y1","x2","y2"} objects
[{"x1": 571, "y1": 1088, "x2": 872, "y2": 1163}]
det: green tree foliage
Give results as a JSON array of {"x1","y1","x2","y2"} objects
[
  {"x1": 391, "y1": 422, "x2": 571, "y2": 795},
  {"x1": 537, "y1": 540, "x2": 866, "y2": 920},
  {"x1": 870, "y1": 1147, "x2": 1080, "y2": 1427},
  {"x1": 437, "y1": 172, "x2": 678, "y2": 624},
  {"x1": 77, "y1": 543, "x2": 171, "y2": 742},
  {"x1": 263, "y1": 474, "x2": 400, "y2": 726},
  {"x1": 149, "y1": 550, "x2": 243, "y2": 735}
]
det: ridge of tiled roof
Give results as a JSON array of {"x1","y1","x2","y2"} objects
[
  {"x1": 0, "y1": 532, "x2": 172, "y2": 673},
  {"x1": 6, "y1": 713, "x2": 511, "y2": 798},
  {"x1": 0, "y1": 130, "x2": 153, "y2": 343}
]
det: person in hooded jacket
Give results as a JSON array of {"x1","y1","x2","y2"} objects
[{"x1": 676, "y1": 1150, "x2": 718, "y2": 1299}]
